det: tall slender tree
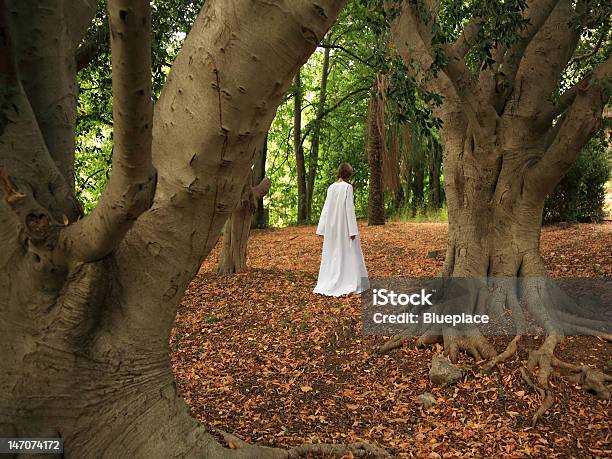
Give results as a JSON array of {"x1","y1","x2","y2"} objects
[
  {"x1": 293, "y1": 70, "x2": 309, "y2": 224},
  {"x1": 305, "y1": 45, "x2": 332, "y2": 222},
  {"x1": 367, "y1": 75, "x2": 386, "y2": 225},
  {"x1": 252, "y1": 135, "x2": 269, "y2": 228}
]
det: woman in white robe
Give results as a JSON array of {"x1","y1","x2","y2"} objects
[{"x1": 313, "y1": 163, "x2": 369, "y2": 296}]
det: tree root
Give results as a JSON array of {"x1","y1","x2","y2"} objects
[
  {"x1": 520, "y1": 366, "x2": 554, "y2": 427},
  {"x1": 373, "y1": 272, "x2": 611, "y2": 429},
  {"x1": 438, "y1": 329, "x2": 498, "y2": 364},
  {"x1": 412, "y1": 328, "x2": 498, "y2": 364},
  {"x1": 482, "y1": 335, "x2": 521, "y2": 372},
  {"x1": 519, "y1": 336, "x2": 611, "y2": 426},
  {"x1": 219, "y1": 431, "x2": 391, "y2": 458},
  {"x1": 374, "y1": 330, "x2": 413, "y2": 355},
  {"x1": 382, "y1": 330, "x2": 609, "y2": 428},
  {"x1": 377, "y1": 327, "x2": 498, "y2": 365},
  {"x1": 552, "y1": 358, "x2": 612, "y2": 399}
]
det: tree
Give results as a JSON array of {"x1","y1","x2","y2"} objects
[
  {"x1": 252, "y1": 136, "x2": 269, "y2": 229},
  {"x1": 293, "y1": 70, "x2": 308, "y2": 224},
  {"x1": 428, "y1": 138, "x2": 443, "y2": 209},
  {"x1": 217, "y1": 176, "x2": 271, "y2": 275},
  {"x1": 305, "y1": 45, "x2": 331, "y2": 222},
  {"x1": 293, "y1": 44, "x2": 337, "y2": 224},
  {"x1": 367, "y1": 75, "x2": 386, "y2": 225},
  {"x1": 379, "y1": 0, "x2": 612, "y2": 423},
  {"x1": 0, "y1": 0, "x2": 392, "y2": 456}
]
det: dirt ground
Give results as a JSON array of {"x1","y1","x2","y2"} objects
[{"x1": 171, "y1": 222, "x2": 611, "y2": 457}]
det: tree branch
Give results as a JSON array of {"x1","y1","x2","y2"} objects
[
  {"x1": 527, "y1": 56, "x2": 611, "y2": 197},
  {"x1": 299, "y1": 85, "x2": 371, "y2": 152},
  {"x1": 252, "y1": 177, "x2": 271, "y2": 201},
  {"x1": 501, "y1": 0, "x2": 561, "y2": 85},
  {"x1": 60, "y1": 0, "x2": 156, "y2": 262},
  {"x1": 536, "y1": 73, "x2": 589, "y2": 128},
  {"x1": 7, "y1": 0, "x2": 96, "y2": 190},
  {"x1": 569, "y1": 27, "x2": 609, "y2": 65},
  {"x1": 1, "y1": 0, "x2": 82, "y2": 222},
  {"x1": 400, "y1": 2, "x2": 491, "y2": 126},
  {"x1": 453, "y1": 18, "x2": 481, "y2": 58},
  {"x1": 76, "y1": 21, "x2": 109, "y2": 72},
  {"x1": 318, "y1": 43, "x2": 375, "y2": 68},
  {"x1": 64, "y1": 0, "x2": 97, "y2": 48}
]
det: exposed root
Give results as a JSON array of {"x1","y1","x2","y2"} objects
[
  {"x1": 552, "y1": 358, "x2": 612, "y2": 399},
  {"x1": 482, "y1": 335, "x2": 521, "y2": 373},
  {"x1": 219, "y1": 431, "x2": 391, "y2": 458},
  {"x1": 526, "y1": 336, "x2": 560, "y2": 387},
  {"x1": 373, "y1": 270, "x2": 610, "y2": 430},
  {"x1": 532, "y1": 391, "x2": 555, "y2": 427},
  {"x1": 415, "y1": 333, "x2": 442, "y2": 349},
  {"x1": 378, "y1": 327, "x2": 498, "y2": 365},
  {"x1": 375, "y1": 330, "x2": 413, "y2": 355},
  {"x1": 519, "y1": 336, "x2": 611, "y2": 426},
  {"x1": 520, "y1": 366, "x2": 554, "y2": 426},
  {"x1": 519, "y1": 336, "x2": 560, "y2": 425},
  {"x1": 520, "y1": 366, "x2": 544, "y2": 397},
  {"x1": 286, "y1": 441, "x2": 391, "y2": 458},
  {"x1": 436, "y1": 328, "x2": 497, "y2": 364}
]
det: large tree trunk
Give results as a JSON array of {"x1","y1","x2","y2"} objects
[
  {"x1": 0, "y1": 1, "x2": 360, "y2": 457},
  {"x1": 217, "y1": 177, "x2": 271, "y2": 275},
  {"x1": 441, "y1": 130, "x2": 544, "y2": 279},
  {"x1": 380, "y1": 0, "x2": 612, "y2": 424},
  {"x1": 367, "y1": 79, "x2": 385, "y2": 226}
]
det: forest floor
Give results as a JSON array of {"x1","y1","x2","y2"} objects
[{"x1": 171, "y1": 222, "x2": 611, "y2": 458}]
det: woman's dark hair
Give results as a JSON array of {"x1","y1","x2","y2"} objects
[{"x1": 337, "y1": 162, "x2": 353, "y2": 181}]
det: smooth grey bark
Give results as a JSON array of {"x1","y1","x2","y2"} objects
[{"x1": 7, "y1": 0, "x2": 96, "y2": 192}]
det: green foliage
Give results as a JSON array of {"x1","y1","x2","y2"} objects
[
  {"x1": 75, "y1": 0, "x2": 201, "y2": 212},
  {"x1": 265, "y1": 0, "x2": 446, "y2": 226},
  {"x1": 390, "y1": 205, "x2": 448, "y2": 223},
  {"x1": 265, "y1": 46, "x2": 371, "y2": 225},
  {"x1": 71, "y1": 0, "x2": 610, "y2": 231},
  {"x1": 425, "y1": 0, "x2": 529, "y2": 71},
  {"x1": 543, "y1": 132, "x2": 610, "y2": 224}
]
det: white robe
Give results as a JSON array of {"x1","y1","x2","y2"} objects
[{"x1": 313, "y1": 181, "x2": 369, "y2": 296}]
